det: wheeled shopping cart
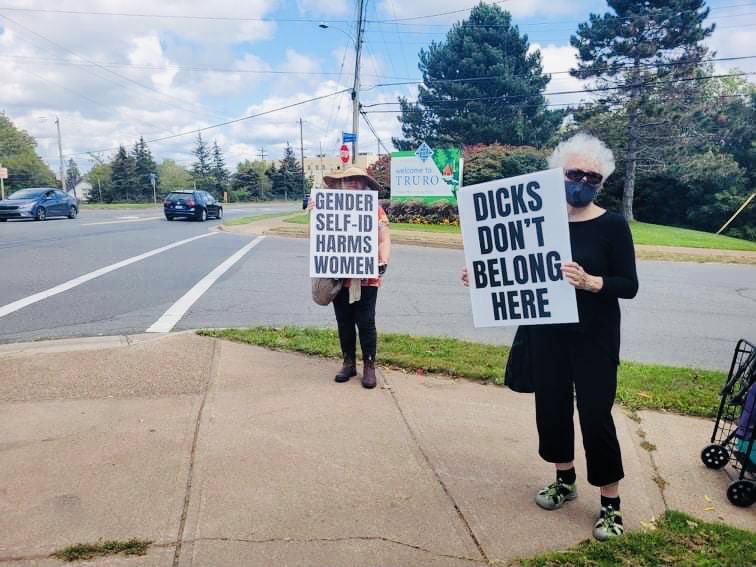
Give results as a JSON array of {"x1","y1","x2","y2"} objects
[{"x1": 700, "y1": 339, "x2": 756, "y2": 507}]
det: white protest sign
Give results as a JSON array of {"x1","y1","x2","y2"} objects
[
  {"x1": 309, "y1": 188, "x2": 379, "y2": 278},
  {"x1": 459, "y1": 168, "x2": 579, "y2": 328}
]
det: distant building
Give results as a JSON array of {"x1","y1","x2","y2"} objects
[
  {"x1": 263, "y1": 153, "x2": 381, "y2": 188},
  {"x1": 74, "y1": 181, "x2": 93, "y2": 202}
]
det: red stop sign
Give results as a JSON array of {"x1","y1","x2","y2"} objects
[{"x1": 340, "y1": 144, "x2": 350, "y2": 164}]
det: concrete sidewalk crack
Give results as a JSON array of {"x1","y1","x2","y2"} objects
[
  {"x1": 161, "y1": 536, "x2": 485, "y2": 564},
  {"x1": 171, "y1": 338, "x2": 221, "y2": 567},
  {"x1": 381, "y1": 371, "x2": 489, "y2": 563}
]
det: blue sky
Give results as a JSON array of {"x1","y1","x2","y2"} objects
[{"x1": 0, "y1": 0, "x2": 753, "y2": 173}]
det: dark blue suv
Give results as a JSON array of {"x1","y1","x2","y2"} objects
[
  {"x1": 164, "y1": 190, "x2": 223, "y2": 222},
  {"x1": 0, "y1": 187, "x2": 78, "y2": 221}
]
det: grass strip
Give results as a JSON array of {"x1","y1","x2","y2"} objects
[
  {"x1": 631, "y1": 221, "x2": 756, "y2": 251},
  {"x1": 224, "y1": 211, "x2": 296, "y2": 226},
  {"x1": 287, "y1": 213, "x2": 755, "y2": 250},
  {"x1": 51, "y1": 538, "x2": 151, "y2": 562},
  {"x1": 516, "y1": 510, "x2": 756, "y2": 567},
  {"x1": 199, "y1": 326, "x2": 725, "y2": 418},
  {"x1": 80, "y1": 203, "x2": 159, "y2": 209}
]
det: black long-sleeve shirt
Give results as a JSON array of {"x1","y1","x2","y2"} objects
[{"x1": 566, "y1": 210, "x2": 639, "y2": 362}]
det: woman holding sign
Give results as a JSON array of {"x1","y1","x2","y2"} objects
[
  {"x1": 321, "y1": 167, "x2": 391, "y2": 389},
  {"x1": 462, "y1": 133, "x2": 638, "y2": 541}
]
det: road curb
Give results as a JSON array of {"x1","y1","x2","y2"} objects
[{"x1": 0, "y1": 330, "x2": 201, "y2": 357}]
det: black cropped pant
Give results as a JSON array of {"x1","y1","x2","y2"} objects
[
  {"x1": 531, "y1": 324, "x2": 624, "y2": 487},
  {"x1": 333, "y1": 286, "x2": 378, "y2": 362}
]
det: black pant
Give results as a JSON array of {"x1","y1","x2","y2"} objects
[
  {"x1": 531, "y1": 324, "x2": 624, "y2": 487},
  {"x1": 333, "y1": 286, "x2": 378, "y2": 362}
]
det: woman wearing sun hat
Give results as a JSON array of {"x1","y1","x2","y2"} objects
[{"x1": 317, "y1": 166, "x2": 392, "y2": 389}]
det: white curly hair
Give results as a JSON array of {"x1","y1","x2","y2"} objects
[{"x1": 547, "y1": 133, "x2": 616, "y2": 182}]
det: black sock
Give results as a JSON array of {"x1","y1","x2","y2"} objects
[
  {"x1": 556, "y1": 468, "x2": 576, "y2": 485},
  {"x1": 600, "y1": 496, "x2": 622, "y2": 520}
]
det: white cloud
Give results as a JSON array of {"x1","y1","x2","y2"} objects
[{"x1": 529, "y1": 43, "x2": 593, "y2": 107}]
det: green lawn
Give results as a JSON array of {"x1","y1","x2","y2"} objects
[
  {"x1": 517, "y1": 511, "x2": 755, "y2": 567},
  {"x1": 81, "y1": 203, "x2": 160, "y2": 209},
  {"x1": 630, "y1": 221, "x2": 756, "y2": 251},
  {"x1": 224, "y1": 212, "x2": 296, "y2": 226},
  {"x1": 287, "y1": 214, "x2": 755, "y2": 250},
  {"x1": 200, "y1": 326, "x2": 726, "y2": 418}
]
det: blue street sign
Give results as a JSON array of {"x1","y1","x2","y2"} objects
[{"x1": 342, "y1": 132, "x2": 357, "y2": 143}]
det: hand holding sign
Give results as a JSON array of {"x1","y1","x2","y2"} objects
[{"x1": 458, "y1": 168, "x2": 579, "y2": 327}]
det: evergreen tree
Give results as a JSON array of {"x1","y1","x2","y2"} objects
[
  {"x1": 0, "y1": 112, "x2": 57, "y2": 195},
  {"x1": 571, "y1": 0, "x2": 714, "y2": 220},
  {"x1": 64, "y1": 158, "x2": 81, "y2": 194},
  {"x1": 191, "y1": 133, "x2": 213, "y2": 192},
  {"x1": 269, "y1": 143, "x2": 305, "y2": 199},
  {"x1": 131, "y1": 137, "x2": 158, "y2": 201},
  {"x1": 231, "y1": 160, "x2": 261, "y2": 200},
  {"x1": 210, "y1": 140, "x2": 230, "y2": 198},
  {"x1": 394, "y1": 3, "x2": 562, "y2": 149},
  {"x1": 111, "y1": 146, "x2": 134, "y2": 201}
]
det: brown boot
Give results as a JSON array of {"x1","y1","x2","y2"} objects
[
  {"x1": 362, "y1": 359, "x2": 377, "y2": 389},
  {"x1": 335, "y1": 358, "x2": 357, "y2": 383}
]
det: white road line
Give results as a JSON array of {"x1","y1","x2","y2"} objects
[
  {"x1": 0, "y1": 233, "x2": 218, "y2": 319},
  {"x1": 146, "y1": 236, "x2": 266, "y2": 333},
  {"x1": 81, "y1": 216, "x2": 162, "y2": 226}
]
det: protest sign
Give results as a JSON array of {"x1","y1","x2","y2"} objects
[
  {"x1": 458, "y1": 168, "x2": 579, "y2": 328},
  {"x1": 309, "y1": 188, "x2": 379, "y2": 278}
]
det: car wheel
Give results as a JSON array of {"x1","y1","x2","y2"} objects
[
  {"x1": 0, "y1": 218, "x2": 7, "y2": 222},
  {"x1": 197, "y1": 208, "x2": 207, "y2": 222},
  {"x1": 165, "y1": 215, "x2": 174, "y2": 221},
  {"x1": 216, "y1": 207, "x2": 223, "y2": 220},
  {"x1": 67, "y1": 206, "x2": 78, "y2": 219},
  {"x1": 35, "y1": 207, "x2": 47, "y2": 221}
]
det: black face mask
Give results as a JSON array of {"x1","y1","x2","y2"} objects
[{"x1": 564, "y1": 180, "x2": 597, "y2": 208}]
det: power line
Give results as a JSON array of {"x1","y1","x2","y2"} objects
[
  {"x1": 360, "y1": 110, "x2": 391, "y2": 155},
  {"x1": 0, "y1": 13, "x2": 229, "y2": 122},
  {"x1": 42, "y1": 88, "x2": 350, "y2": 160},
  {"x1": 0, "y1": 5, "x2": 355, "y2": 23},
  {"x1": 361, "y1": 56, "x2": 756, "y2": 90},
  {"x1": 365, "y1": 72, "x2": 756, "y2": 107}
]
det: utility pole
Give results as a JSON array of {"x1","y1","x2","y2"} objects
[
  {"x1": 55, "y1": 116, "x2": 72, "y2": 197},
  {"x1": 299, "y1": 118, "x2": 306, "y2": 197},
  {"x1": 97, "y1": 177, "x2": 102, "y2": 203},
  {"x1": 351, "y1": 0, "x2": 366, "y2": 164},
  {"x1": 257, "y1": 147, "x2": 267, "y2": 162}
]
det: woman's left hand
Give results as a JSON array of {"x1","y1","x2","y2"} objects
[{"x1": 561, "y1": 261, "x2": 603, "y2": 292}]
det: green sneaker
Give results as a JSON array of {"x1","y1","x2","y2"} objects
[
  {"x1": 535, "y1": 480, "x2": 577, "y2": 510},
  {"x1": 593, "y1": 506, "x2": 624, "y2": 541}
]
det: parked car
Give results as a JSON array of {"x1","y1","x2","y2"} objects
[
  {"x1": 163, "y1": 190, "x2": 222, "y2": 222},
  {"x1": 0, "y1": 188, "x2": 78, "y2": 221}
]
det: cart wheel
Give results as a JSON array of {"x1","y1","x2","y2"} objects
[
  {"x1": 701, "y1": 444, "x2": 729, "y2": 469},
  {"x1": 726, "y1": 480, "x2": 755, "y2": 507}
]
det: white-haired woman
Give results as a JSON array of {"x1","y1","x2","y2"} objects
[{"x1": 463, "y1": 133, "x2": 638, "y2": 541}]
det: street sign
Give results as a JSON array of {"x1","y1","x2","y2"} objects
[
  {"x1": 0, "y1": 167, "x2": 7, "y2": 179},
  {"x1": 342, "y1": 132, "x2": 357, "y2": 143},
  {"x1": 340, "y1": 144, "x2": 350, "y2": 164}
]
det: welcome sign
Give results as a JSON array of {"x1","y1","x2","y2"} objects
[
  {"x1": 390, "y1": 143, "x2": 462, "y2": 204},
  {"x1": 458, "y1": 168, "x2": 579, "y2": 327},
  {"x1": 309, "y1": 189, "x2": 379, "y2": 278}
]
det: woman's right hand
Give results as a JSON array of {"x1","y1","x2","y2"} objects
[
  {"x1": 461, "y1": 267, "x2": 469, "y2": 287},
  {"x1": 307, "y1": 198, "x2": 315, "y2": 212}
]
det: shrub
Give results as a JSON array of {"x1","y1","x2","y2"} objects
[
  {"x1": 381, "y1": 199, "x2": 460, "y2": 225},
  {"x1": 463, "y1": 144, "x2": 548, "y2": 186}
]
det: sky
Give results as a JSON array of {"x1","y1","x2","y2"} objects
[{"x1": 0, "y1": 0, "x2": 754, "y2": 176}]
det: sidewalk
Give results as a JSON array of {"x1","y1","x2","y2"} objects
[
  {"x1": 1, "y1": 333, "x2": 752, "y2": 566},
  {"x1": 225, "y1": 217, "x2": 756, "y2": 264}
]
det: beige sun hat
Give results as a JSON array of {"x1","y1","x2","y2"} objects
[{"x1": 323, "y1": 166, "x2": 382, "y2": 191}]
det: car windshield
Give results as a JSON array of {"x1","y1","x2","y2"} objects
[{"x1": 8, "y1": 189, "x2": 46, "y2": 200}]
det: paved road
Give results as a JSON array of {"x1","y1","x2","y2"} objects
[{"x1": 1, "y1": 208, "x2": 754, "y2": 370}]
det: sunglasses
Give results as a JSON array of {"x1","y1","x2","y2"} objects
[{"x1": 565, "y1": 169, "x2": 603, "y2": 186}]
